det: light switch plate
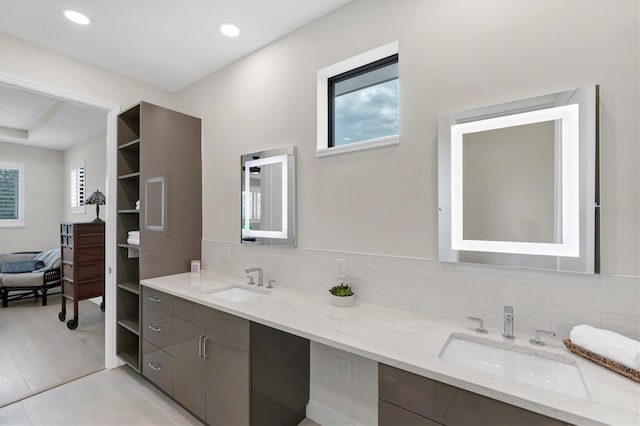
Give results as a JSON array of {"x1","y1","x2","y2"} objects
[{"x1": 336, "y1": 259, "x2": 347, "y2": 279}]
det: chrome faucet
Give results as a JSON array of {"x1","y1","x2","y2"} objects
[
  {"x1": 530, "y1": 329, "x2": 556, "y2": 346},
  {"x1": 245, "y1": 267, "x2": 263, "y2": 287},
  {"x1": 503, "y1": 306, "x2": 514, "y2": 338}
]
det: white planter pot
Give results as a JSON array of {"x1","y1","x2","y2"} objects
[{"x1": 332, "y1": 294, "x2": 355, "y2": 307}]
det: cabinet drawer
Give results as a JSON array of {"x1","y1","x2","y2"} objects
[
  {"x1": 74, "y1": 233, "x2": 104, "y2": 247},
  {"x1": 62, "y1": 262, "x2": 103, "y2": 281},
  {"x1": 143, "y1": 305, "x2": 174, "y2": 349},
  {"x1": 142, "y1": 287, "x2": 174, "y2": 314},
  {"x1": 379, "y1": 364, "x2": 568, "y2": 426},
  {"x1": 73, "y1": 246, "x2": 104, "y2": 263},
  {"x1": 175, "y1": 298, "x2": 249, "y2": 345},
  {"x1": 379, "y1": 400, "x2": 442, "y2": 426},
  {"x1": 143, "y1": 340, "x2": 173, "y2": 396}
]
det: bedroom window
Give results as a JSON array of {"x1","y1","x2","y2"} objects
[
  {"x1": 70, "y1": 162, "x2": 86, "y2": 214},
  {"x1": 0, "y1": 161, "x2": 25, "y2": 227}
]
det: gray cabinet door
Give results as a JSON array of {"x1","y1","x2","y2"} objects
[
  {"x1": 170, "y1": 316, "x2": 206, "y2": 421},
  {"x1": 205, "y1": 331, "x2": 250, "y2": 426}
]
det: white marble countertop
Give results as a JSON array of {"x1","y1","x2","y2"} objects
[{"x1": 141, "y1": 271, "x2": 640, "y2": 426}]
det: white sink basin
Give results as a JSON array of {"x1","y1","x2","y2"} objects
[
  {"x1": 206, "y1": 286, "x2": 269, "y2": 303},
  {"x1": 440, "y1": 334, "x2": 588, "y2": 399}
]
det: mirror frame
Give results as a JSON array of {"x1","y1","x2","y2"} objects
[
  {"x1": 438, "y1": 86, "x2": 599, "y2": 273},
  {"x1": 241, "y1": 145, "x2": 296, "y2": 247}
]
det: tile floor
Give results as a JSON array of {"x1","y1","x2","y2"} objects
[
  {"x1": 0, "y1": 367, "x2": 320, "y2": 425},
  {"x1": 0, "y1": 294, "x2": 105, "y2": 407}
]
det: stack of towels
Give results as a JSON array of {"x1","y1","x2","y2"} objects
[
  {"x1": 570, "y1": 324, "x2": 640, "y2": 371},
  {"x1": 127, "y1": 231, "x2": 140, "y2": 246},
  {"x1": 135, "y1": 200, "x2": 140, "y2": 211}
]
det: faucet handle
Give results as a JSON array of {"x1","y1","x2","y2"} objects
[
  {"x1": 504, "y1": 305, "x2": 514, "y2": 317},
  {"x1": 267, "y1": 280, "x2": 275, "y2": 289},
  {"x1": 467, "y1": 316, "x2": 488, "y2": 334},
  {"x1": 246, "y1": 275, "x2": 255, "y2": 285},
  {"x1": 530, "y1": 329, "x2": 556, "y2": 346}
]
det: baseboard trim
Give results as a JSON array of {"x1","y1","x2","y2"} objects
[{"x1": 306, "y1": 400, "x2": 357, "y2": 426}]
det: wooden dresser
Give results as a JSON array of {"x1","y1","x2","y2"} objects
[{"x1": 59, "y1": 222, "x2": 105, "y2": 330}]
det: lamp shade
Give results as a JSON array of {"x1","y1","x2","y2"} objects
[
  {"x1": 86, "y1": 189, "x2": 106, "y2": 222},
  {"x1": 85, "y1": 189, "x2": 106, "y2": 205}
]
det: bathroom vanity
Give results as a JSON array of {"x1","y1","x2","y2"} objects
[
  {"x1": 138, "y1": 271, "x2": 639, "y2": 426},
  {"x1": 140, "y1": 286, "x2": 310, "y2": 425}
]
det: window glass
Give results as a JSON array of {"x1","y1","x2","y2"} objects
[
  {"x1": 0, "y1": 168, "x2": 20, "y2": 220},
  {"x1": 0, "y1": 161, "x2": 24, "y2": 226},
  {"x1": 70, "y1": 165, "x2": 86, "y2": 213},
  {"x1": 330, "y1": 55, "x2": 399, "y2": 147}
]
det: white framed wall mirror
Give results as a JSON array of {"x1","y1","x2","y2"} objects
[
  {"x1": 241, "y1": 145, "x2": 296, "y2": 247},
  {"x1": 438, "y1": 86, "x2": 599, "y2": 273}
]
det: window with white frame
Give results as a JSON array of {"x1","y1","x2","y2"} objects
[
  {"x1": 70, "y1": 162, "x2": 86, "y2": 214},
  {"x1": 317, "y1": 41, "x2": 399, "y2": 157},
  {"x1": 0, "y1": 161, "x2": 25, "y2": 227}
]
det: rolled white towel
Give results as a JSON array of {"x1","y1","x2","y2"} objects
[
  {"x1": 128, "y1": 231, "x2": 140, "y2": 237},
  {"x1": 135, "y1": 200, "x2": 140, "y2": 211},
  {"x1": 570, "y1": 324, "x2": 640, "y2": 371}
]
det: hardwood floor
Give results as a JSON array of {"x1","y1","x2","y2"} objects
[{"x1": 0, "y1": 293, "x2": 104, "y2": 407}]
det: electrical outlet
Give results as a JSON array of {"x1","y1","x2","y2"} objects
[
  {"x1": 336, "y1": 356, "x2": 352, "y2": 381},
  {"x1": 336, "y1": 259, "x2": 347, "y2": 279},
  {"x1": 222, "y1": 247, "x2": 230, "y2": 263}
]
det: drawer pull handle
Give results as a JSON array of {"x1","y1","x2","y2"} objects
[
  {"x1": 147, "y1": 324, "x2": 163, "y2": 332},
  {"x1": 198, "y1": 335, "x2": 205, "y2": 359},
  {"x1": 202, "y1": 335, "x2": 211, "y2": 360},
  {"x1": 148, "y1": 362, "x2": 162, "y2": 372},
  {"x1": 148, "y1": 296, "x2": 162, "y2": 303}
]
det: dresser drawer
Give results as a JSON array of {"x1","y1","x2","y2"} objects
[
  {"x1": 62, "y1": 261, "x2": 103, "y2": 281},
  {"x1": 143, "y1": 305, "x2": 174, "y2": 349},
  {"x1": 142, "y1": 287, "x2": 174, "y2": 314},
  {"x1": 143, "y1": 340, "x2": 173, "y2": 396},
  {"x1": 174, "y1": 297, "x2": 249, "y2": 345}
]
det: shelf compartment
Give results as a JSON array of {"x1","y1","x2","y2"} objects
[
  {"x1": 118, "y1": 172, "x2": 140, "y2": 180},
  {"x1": 118, "y1": 318, "x2": 140, "y2": 335},
  {"x1": 117, "y1": 349, "x2": 140, "y2": 373},
  {"x1": 119, "y1": 138, "x2": 140, "y2": 150},
  {"x1": 118, "y1": 282, "x2": 140, "y2": 295}
]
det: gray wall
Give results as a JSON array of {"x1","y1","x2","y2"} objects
[
  {"x1": 177, "y1": 0, "x2": 639, "y2": 277},
  {"x1": 0, "y1": 141, "x2": 63, "y2": 253},
  {"x1": 63, "y1": 130, "x2": 107, "y2": 223},
  {"x1": 175, "y1": 1, "x2": 639, "y2": 423}
]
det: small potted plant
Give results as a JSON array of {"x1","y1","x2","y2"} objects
[{"x1": 329, "y1": 283, "x2": 355, "y2": 307}]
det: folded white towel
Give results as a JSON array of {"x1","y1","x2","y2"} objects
[
  {"x1": 570, "y1": 324, "x2": 640, "y2": 371},
  {"x1": 135, "y1": 200, "x2": 140, "y2": 211},
  {"x1": 128, "y1": 231, "x2": 140, "y2": 237},
  {"x1": 127, "y1": 237, "x2": 140, "y2": 245}
]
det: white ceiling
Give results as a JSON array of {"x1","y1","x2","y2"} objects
[
  {"x1": 0, "y1": 0, "x2": 350, "y2": 91},
  {"x1": 0, "y1": 83, "x2": 107, "y2": 150}
]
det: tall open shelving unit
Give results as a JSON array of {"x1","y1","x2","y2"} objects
[
  {"x1": 115, "y1": 102, "x2": 202, "y2": 374},
  {"x1": 116, "y1": 104, "x2": 142, "y2": 372}
]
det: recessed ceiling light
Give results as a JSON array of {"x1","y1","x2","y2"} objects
[
  {"x1": 64, "y1": 10, "x2": 91, "y2": 25},
  {"x1": 219, "y1": 23, "x2": 240, "y2": 38}
]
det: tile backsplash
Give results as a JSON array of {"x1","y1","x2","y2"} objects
[{"x1": 202, "y1": 240, "x2": 640, "y2": 340}]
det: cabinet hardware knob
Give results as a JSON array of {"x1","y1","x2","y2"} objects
[
  {"x1": 148, "y1": 296, "x2": 162, "y2": 302},
  {"x1": 147, "y1": 324, "x2": 163, "y2": 332}
]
